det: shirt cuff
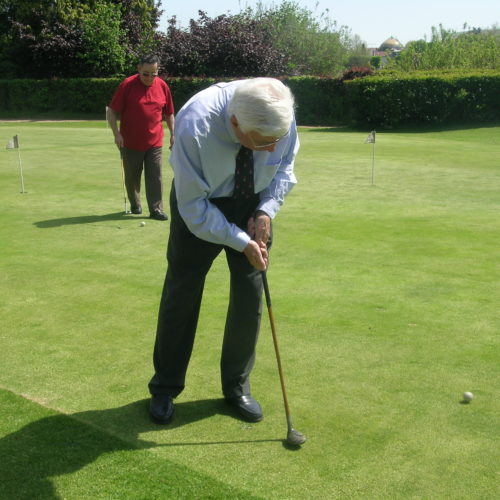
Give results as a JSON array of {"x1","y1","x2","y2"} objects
[
  {"x1": 232, "y1": 230, "x2": 251, "y2": 252},
  {"x1": 256, "y1": 198, "x2": 280, "y2": 219}
]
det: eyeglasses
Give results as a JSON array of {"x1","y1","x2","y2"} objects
[
  {"x1": 251, "y1": 131, "x2": 289, "y2": 150},
  {"x1": 140, "y1": 72, "x2": 158, "y2": 78}
]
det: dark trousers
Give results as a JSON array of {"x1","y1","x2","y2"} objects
[
  {"x1": 148, "y1": 184, "x2": 270, "y2": 399},
  {"x1": 121, "y1": 146, "x2": 163, "y2": 213}
]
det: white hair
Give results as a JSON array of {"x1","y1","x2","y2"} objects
[{"x1": 228, "y1": 78, "x2": 295, "y2": 138}]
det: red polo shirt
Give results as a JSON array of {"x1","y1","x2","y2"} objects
[{"x1": 110, "y1": 74, "x2": 175, "y2": 152}]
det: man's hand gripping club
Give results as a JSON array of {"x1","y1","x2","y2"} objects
[{"x1": 243, "y1": 211, "x2": 271, "y2": 271}]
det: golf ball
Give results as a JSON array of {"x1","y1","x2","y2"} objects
[
  {"x1": 463, "y1": 391, "x2": 474, "y2": 402},
  {"x1": 140, "y1": 221, "x2": 146, "y2": 227}
]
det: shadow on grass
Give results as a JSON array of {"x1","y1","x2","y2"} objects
[
  {"x1": 34, "y1": 212, "x2": 138, "y2": 228},
  {"x1": 1, "y1": 411, "x2": 134, "y2": 499},
  {"x1": 82, "y1": 397, "x2": 282, "y2": 446},
  {"x1": 76, "y1": 397, "x2": 237, "y2": 438},
  {"x1": 0, "y1": 396, "x2": 281, "y2": 499}
]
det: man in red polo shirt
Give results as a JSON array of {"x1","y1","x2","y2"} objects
[{"x1": 107, "y1": 54, "x2": 175, "y2": 221}]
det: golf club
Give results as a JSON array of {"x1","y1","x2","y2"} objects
[
  {"x1": 261, "y1": 270, "x2": 306, "y2": 446},
  {"x1": 119, "y1": 150, "x2": 129, "y2": 214}
]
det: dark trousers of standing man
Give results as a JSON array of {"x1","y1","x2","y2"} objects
[
  {"x1": 148, "y1": 183, "x2": 270, "y2": 399},
  {"x1": 121, "y1": 146, "x2": 163, "y2": 213}
]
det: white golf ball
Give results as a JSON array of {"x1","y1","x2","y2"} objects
[
  {"x1": 463, "y1": 391, "x2": 474, "y2": 402},
  {"x1": 140, "y1": 221, "x2": 146, "y2": 227}
]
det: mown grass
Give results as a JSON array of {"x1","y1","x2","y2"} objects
[{"x1": 0, "y1": 121, "x2": 499, "y2": 499}]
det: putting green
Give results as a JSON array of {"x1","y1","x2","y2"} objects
[{"x1": 1, "y1": 121, "x2": 499, "y2": 498}]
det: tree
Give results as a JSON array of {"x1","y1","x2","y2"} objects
[
  {"x1": 253, "y1": 1, "x2": 353, "y2": 75},
  {"x1": 111, "y1": 0, "x2": 163, "y2": 66},
  {"x1": 79, "y1": 1, "x2": 126, "y2": 76},
  {"x1": 158, "y1": 1, "x2": 362, "y2": 77},
  {"x1": 0, "y1": 1, "x2": 86, "y2": 78},
  {"x1": 387, "y1": 24, "x2": 500, "y2": 71},
  {"x1": 159, "y1": 10, "x2": 287, "y2": 76},
  {"x1": 0, "y1": 0, "x2": 162, "y2": 78},
  {"x1": 370, "y1": 56, "x2": 381, "y2": 69}
]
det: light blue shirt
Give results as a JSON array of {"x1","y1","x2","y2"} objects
[{"x1": 169, "y1": 81, "x2": 299, "y2": 252}]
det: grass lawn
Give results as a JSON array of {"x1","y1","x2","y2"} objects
[{"x1": 0, "y1": 120, "x2": 499, "y2": 499}]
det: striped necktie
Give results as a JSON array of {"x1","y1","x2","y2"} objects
[{"x1": 233, "y1": 145, "x2": 254, "y2": 199}]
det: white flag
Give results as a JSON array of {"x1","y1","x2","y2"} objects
[
  {"x1": 6, "y1": 135, "x2": 19, "y2": 149},
  {"x1": 365, "y1": 131, "x2": 376, "y2": 144}
]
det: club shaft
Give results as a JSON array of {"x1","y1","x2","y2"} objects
[
  {"x1": 120, "y1": 154, "x2": 127, "y2": 213},
  {"x1": 261, "y1": 271, "x2": 292, "y2": 421}
]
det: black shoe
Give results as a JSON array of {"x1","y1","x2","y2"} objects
[
  {"x1": 149, "y1": 394, "x2": 174, "y2": 424},
  {"x1": 225, "y1": 395, "x2": 263, "y2": 422},
  {"x1": 149, "y1": 210, "x2": 168, "y2": 221},
  {"x1": 131, "y1": 206, "x2": 142, "y2": 215}
]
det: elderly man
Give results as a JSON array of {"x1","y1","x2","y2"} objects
[
  {"x1": 107, "y1": 54, "x2": 174, "y2": 220},
  {"x1": 148, "y1": 78, "x2": 299, "y2": 424}
]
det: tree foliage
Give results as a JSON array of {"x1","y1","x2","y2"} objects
[
  {"x1": 340, "y1": 66, "x2": 374, "y2": 81},
  {"x1": 252, "y1": 1, "x2": 354, "y2": 76},
  {"x1": 387, "y1": 24, "x2": 500, "y2": 71},
  {"x1": 113, "y1": 0, "x2": 163, "y2": 59},
  {"x1": 79, "y1": 2, "x2": 126, "y2": 76},
  {"x1": 159, "y1": 10, "x2": 287, "y2": 76},
  {"x1": 158, "y1": 1, "x2": 364, "y2": 77},
  {"x1": 0, "y1": 0, "x2": 162, "y2": 78},
  {"x1": 1, "y1": 0, "x2": 369, "y2": 78},
  {"x1": 8, "y1": 1, "x2": 497, "y2": 80}
]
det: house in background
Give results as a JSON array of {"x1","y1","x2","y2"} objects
[{"x1": 369, "y1": 37, "x2": 404, "y2": 67}]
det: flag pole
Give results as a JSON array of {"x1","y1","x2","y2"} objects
[
  {"x1": 371, "y1": 139, "x2": 375, "y2": 186},
  {"x1": 7, "y1": 134, "x2": 25, "y2": 193},
  {"x1": 17, "y1": 146, "x2": 25, "y2": 193},
  {"x1": 364, "y1": 130, "x2": 376, "y2": 186}
]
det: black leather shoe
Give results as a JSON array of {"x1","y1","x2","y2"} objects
[
  {"x1": 131, "y1": 206, "x2": 142, "y2": 215},
  {"x1": 225, "y1": 395, "x2": 263, "y2": 422},
  {"x1": 149, "y1": 394, "x2": 174, "y2": 424},
  {"x1": 149, "y1": 210, "x2": 168, "y2": 221}
]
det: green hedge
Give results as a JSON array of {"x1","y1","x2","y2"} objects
[
  {"x1": 283, "y1": 77, "x2": 345, "y2": 126},
  {"x1": 0, "y1": 77, "x2": 218, "y2": 118},
  {"x1": 0, "y1": 78, "x2": 120, "y2": 114},
  {"x1": 345, "y1": 72, "x2": 500, "y2": 127},
  {"x1": 0, "y1": 73, "x2": 499, "y2": 127}
]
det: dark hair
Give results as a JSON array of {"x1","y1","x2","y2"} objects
[{"x1": 139, "y1": 54, "x2": 159, "y2": 65}]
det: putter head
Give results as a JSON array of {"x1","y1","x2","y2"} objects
[{"x1": 286, "y1": 428, "x2": 306, "y2": 446}]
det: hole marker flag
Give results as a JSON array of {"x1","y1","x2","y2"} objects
[
  {"x1": 5, "y1": 134, "x2": 25, "y2": 193},
  {"x1": 365, "y1": 130, "x2": 376, "y2": 143},
  {"x1": 364, "y1": 130, "x2": 376, "y2": 186},
  {"x1": 6, "y1": 134, "x2": 19, "y2": 149}
]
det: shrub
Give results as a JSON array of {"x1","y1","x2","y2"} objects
[
  {"x1": 340, "y1": 66, "x2": 374, "y2": 81},
  {"x1": 345, "y1": 71, "x2": 500, "y2": 127},
  {"x1": 284, "y1": 76, "x2": 345, "y2": 125},
  {"x1": 0, "y1": 72, "x2": 499, "y2": 127}
]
